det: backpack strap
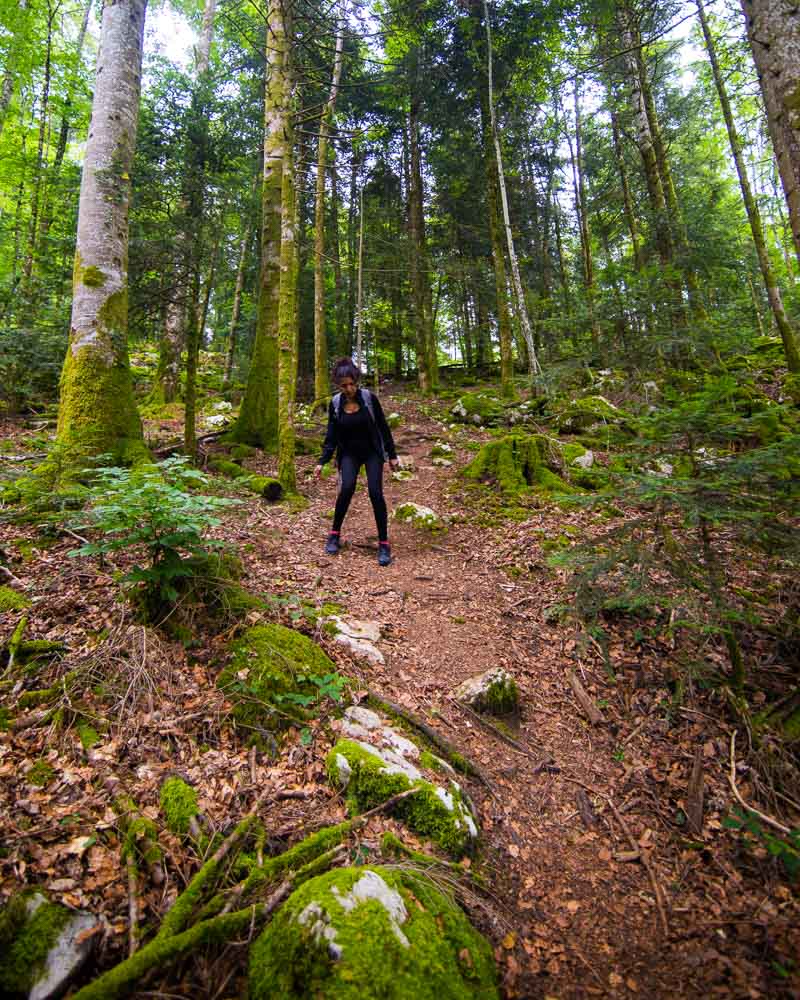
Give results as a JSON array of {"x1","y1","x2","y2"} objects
[
  {"x1": 359, "y1": 388, "x2": 376, "y2": 423},
  {"x1": 332, "y1": 391, "x2": 343, "y2": 418}
]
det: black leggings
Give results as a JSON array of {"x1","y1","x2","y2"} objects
[{"x1": 333, "y1": 451, "x2": 388, "y2": 541}]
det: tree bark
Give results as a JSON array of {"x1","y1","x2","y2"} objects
[
  {"x1": 407, "y1": 80, "x2": 434, "y2": 390},
  {"x1": 313, "y1": 6, "x2": 345, "y2": 402},
  {"x1": 55, "y1": 0, "x2": 148, "y2": 469},
  {"x1": 698, "y1": 0, "x2": 799, "y2": 372},
  {"x1": 741, "y1": 0, "x2": 800, "y2": 267},
  {"x1": 223, "y1": 224, "x2": 250, "y2": 387}
]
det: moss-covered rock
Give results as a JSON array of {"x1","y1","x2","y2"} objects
[
  {"x1": 230, "y1": 443, "x2": 257, "y2": 462},
  {"x1": 248, "y1": 866, "x2": 498, "y2": 1000},
  {"x1": 393, "y1": 502, "x2": 447, "y2": 532},
  {"x1": 160, "y1": 777, "x2": 199, "y2": 835},
  {"x1": 551, "y1": 395, "x2": 634, "y2": 436},
  {"x1": 326, "y1": 739, "x2": 478, "y2": 857},
  {"x1": 244, "y1": 475, "x2": 283, "y2": 501},
  {"x1": 454, "y1": 667, "x2": 519, "y2": 717},
  {"x1": 294, "y1": 434, "x2": 324, "y2": 456},
  {"x1": 0, "y1": 891, "x2": 99, "y2": 999},
  {"x1": 218, "y1": 623, "x2": 338, "y2": 734},
  {"x1": 209, "y1": 457, "x2": 248, "y2": 480},
  {"x1": 462, "y1": 434, "x2": 574, "y2": 496},
  {"x1": 450, "y1": 392, "x2": 503, "y2": 427},
  {"x1": 386, "y1": 412, "x2": 402, "y2": 429},
  {"x1": 0, "y1": 585, "x2": 31, "y2": 611}
]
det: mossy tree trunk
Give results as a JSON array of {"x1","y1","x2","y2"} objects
[
  {"x1": 55, "y1": 0, "x2": 148, "y2": 472},
  {"x1": 231, "y1": 0, "x2": 286, "y2": 450},
  {"x1": 274, "y1": 0, "x2": 298, "y2": 491},
  {"x1": 698, "y1": 1, "x2": 800, "y2": 373},
  {"x1": 313, "y1": 7, "x2": 344, "y2": 404},
  {"x1": 741, "y1": 0, "x2": 800, "y2": 269},
  {"x1": 223, "y1": 222, "x2": 251, "y2": 388}
]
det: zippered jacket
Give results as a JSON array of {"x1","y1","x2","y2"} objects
[{"x1": 319, "y1": 387, "x2": 398, "y2": 466}]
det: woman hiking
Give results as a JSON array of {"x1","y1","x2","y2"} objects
[{"x1": 314, "y1": 358, "x2": 400, "y2": 566}]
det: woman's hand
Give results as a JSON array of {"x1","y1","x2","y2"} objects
[
  {"x1": 314, "y1": 464, "x2": 324, "y2": 480},
  {"x1": 389, "y1": 458, "x2": 401, "y2": 472}
]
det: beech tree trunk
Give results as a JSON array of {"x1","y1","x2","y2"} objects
[
  {"x1": 223, "y1": 225, "x2": 250, "y2": 387},
  {"x1": 698, "y1": 0, "x2": 799, "y2": 373},
  {"x1": 407, "y1": 79, "x2": 435, "y2": 390},
  {"x1": 56, "y1": 0, "x2": 148, "y2": 469},
  {"x1": 313, "y1": 7, "x2": 344, "y2": 403},
  {"x1": 741, "y1": 0, "x2": 800, "y2": 268}
]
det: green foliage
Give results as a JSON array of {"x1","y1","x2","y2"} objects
[
  {"x1": 551, "y1": 376, "x2": 799, "y2": 689},
  {"x1": 0, "y1": 327, "x2": 66, "y2": 414},
  {"x1": 70, "y1": 456, "x2": 238, "y2": 618},
  {"x1": 723, "y1": 807, "x2": 800, "y2": 880}
]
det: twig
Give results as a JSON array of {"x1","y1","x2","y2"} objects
[
  {"x1": 622, "y1": 718, "x2": 647, "y2": 746},
  {"x1": 127, "y1": 856, "x2": 140, "y2": 957},
  {"x1": 567, "y1": 670, "x2": 604, "y2": 726},
  {"x1": 728, "y1": 731, "x2": 791, "y2": 836},
  {"x1": 60, "y1": 526, "x2": 90, "y2": 546},
  {"x1": 606, "y1": 797, "x2": 669, "y2": 937}
]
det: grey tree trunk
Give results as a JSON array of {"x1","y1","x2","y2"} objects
[
  {"x1": 698, "y1": 0, "x2": 799, "y2": 372},
  {"x1": 223, "y1": 225, "x2": 250, "y2": 387},
  {"x1": 313, "y1": 5, "x2": 344, "y2": 403},
  {"x1": 56, "y1": 0, "x2": 148, "y2": 469},
  {"x1": 740, "y1": 0, "x2": 800, "y2": 267}
]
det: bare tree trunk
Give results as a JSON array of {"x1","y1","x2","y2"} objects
[
  {"x1": 698, "y1": 0, "x2": 799, "y2": 372},
  {"x1": 483, "y1": 0, "x2": 540, "y2": 379},
  {"x1": 569, "y1": 82, "x2": 600, "y2": 354},
  {"x1": 480, "y1": 88, "x2": 514, "y2": 397},
  {"x1": 609, "y1": 106, "x2": 643, "y2": 270},
  {"x1": 330, "y1": 144, "x2": 345, "y2": 358},
  {"x1": 355, "y1": 184, "x2": 365, "y2": 370},
  {"x1": 313, "y1": 5, "x2": 344, "y2": 402},
  {"x1": 0, "y1": 0, "x2": 29, "y2": 141},
  {"x1": 408, "y1": 81, "x2": 434, "y2": 390},
  {"x1": 55, "y1": 0, "x2": 147, "y2": 470},
  {"x1": 741, "y1": 0, "x2": 800, "y2": 268},
  {"x1": 223, "y1": 225, "x2": 250, "y2": 387}
]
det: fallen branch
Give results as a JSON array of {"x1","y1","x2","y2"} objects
[
  {"x1": 448, "y1": 696, "x2": 535, "y2": 758},
  {"x1": 728, "y1": 731, "x2": 791, "y2": 836},
  {"x1": 567, "y1": 670, "x2": 604, "y2": 726},
  {"x1": 0, "y1": 563, "x2": 25, "y2": 587},
  {"x1": 606, "y1": 797, "x2": 669, "y2": 937}
]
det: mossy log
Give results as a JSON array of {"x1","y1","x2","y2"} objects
[{"x1": 462, "y1": 434, "x2": 573, "y2": 495}]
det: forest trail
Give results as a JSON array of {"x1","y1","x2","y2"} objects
[{"x1": 232, "y1": 386, "x2": 773, "y2": 999}]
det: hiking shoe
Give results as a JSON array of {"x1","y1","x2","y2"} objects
[
  {"x1": 378, "y1": 542, "x2": 392, "y2": 567},
  {"x1": 324, "y1": 532, "x2": 340, "y2": 555}
]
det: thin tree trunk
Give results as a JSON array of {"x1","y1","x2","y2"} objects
[
  {"x1": 330, "y1": 144, "x2": 345, "y2": 358},
  {"x1": 741, "y1": 0, "x2": 800, "y2": 267},
  {"x1": 610, "y1": 106, "x2": 643, "y2": 270},
  {"x1": 480, "y1": 89, "x2": 514, "y2": 397},
  {"x1": 570, "y1": 82, "x2": 600, "y2": 354},
  {"x1": 698, "y1": 0, "x2": 799, "y2": 372},
  {"x1": 224, "y1": 225, "x2": 250, "y2": 387},
  {"x1": 483, "y1": 0, "x2": 540, "y2": 379},
  {"x1": 313, "y1": 5, "x2": 344, "y2": 402},
  {"x1": 56, "y1": 0, "x2": 147, "y2": 469},
  {"x1": 407, "y1": 84, "x2": 434, "y2": 390},
  {"x1": 0, "y1": 0, "x2": 29, "y2": 141},
  {"x1": 355, "y1": 184, "x2": 365, "y2": 369}
]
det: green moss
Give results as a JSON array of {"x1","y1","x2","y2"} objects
[
  {"x1": 0, "y1": 893, "x2": 71, "y2": 997},
  {"x1": 450, "y1": 392, "x2": 503, "y2": 427},
  {"x1": 218, "y1": 623, "x2": 337, "y2": 733},
  {"x1": 77, "y1": 721, "x2": 100, "y2": 750},
  {"x1": 419, "y1": 750, "x2": 446, "y2": 773},
  {"x1": 244, "y1": 475, "x2": 283, "y2": 501},
  {"x1": 81, "y1": 265, "x2": 107, "y2": 288},
  {"x1": 393, "y1": 503, "x2": 446, "y2": 532},
  {"x1": 248, "y1": 866, "x2": 498, "y2": 1000},
  {"x1": 0, "y1": 586, "x2": 31, "y2": 611},
  {"x1": 160, "y1": 777, "x2": 199, "y2": 836},
  {"x1": 230, "y1": 443, "x2": 257, "y2": 461},
  {"x1": 294, "y1": 435, "x2": 323, "y2": 456},
  {"x1": 481, "y1": 676, "x2": 519, "y2": 716},
  {"x1": 462, "y1": 434, "x2": 574, "y2": 496},
  {"x1": 26, "y1": 759, "x2": 55, "y2": 787},
  {"x1": 326, "y1": 741, "x2": 478, "y2": 857},
  {"x1": 210, "y1": 458, "x2": 247, "y2": 480},
  {"x1": 552, "y1": 394, "x2": 634, "y2": 435}
]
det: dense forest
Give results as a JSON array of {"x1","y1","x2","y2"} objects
[{"x1": 0, "y1": 0, "x2": 798, "y2": 996}]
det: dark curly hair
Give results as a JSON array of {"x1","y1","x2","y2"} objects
[{"x1": 331, "y1": 357, "x2": 362, "y2": 384}]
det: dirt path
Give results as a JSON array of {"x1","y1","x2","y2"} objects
[{"x1": 235, "y1": 388, "x2": 796, "y2": 999}]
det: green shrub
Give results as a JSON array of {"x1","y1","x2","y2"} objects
[{"x1": 70, "y1": 456, "x2": 238, "y2": 621}]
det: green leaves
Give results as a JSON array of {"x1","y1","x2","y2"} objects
[{"x1": 70, "y1": 456, "x2": 239, "y2": 612}]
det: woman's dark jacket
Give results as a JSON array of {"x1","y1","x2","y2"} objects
[{"x1": 319, "y1": 388, "x2": 398, "y2": 466}]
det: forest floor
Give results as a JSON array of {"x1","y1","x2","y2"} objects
[{"x1": 1, "y1": 383, "x2": 799, "y2": 999}]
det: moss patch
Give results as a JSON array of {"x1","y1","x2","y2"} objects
[
  {"x1": 393, "y1": 503, "x2": 446, "y2": 532},
  {"x1": 218, "y1": 623, "x2": 338, "y2": 735},
  {"x1": 26, "y1": 759, "x2": 55, "y2": 787},
  {"x1": 326, "y1": 740, "x2": 477, "y2": 857},
  {"x1": 248, "y1": 866, "x2": 498, "y2": 1000},
  {"x1": 0, "y1": 586, "x2": 31, "y2": 611},
  {"x1": 450, "y1": 392, "x2": 503, "y2": 427},
  {"x1": 462, "y1": 434, "x2": 574, "y2": 496},
  {"x1": 0, "y1": 892, "x2": 71, "y2": 997},
  {"x1": 160, "y1": 777, "x2": 199, "y2": 836}
]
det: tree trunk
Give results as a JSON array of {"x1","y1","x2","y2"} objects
[
  {"x1": 0, "y1": 0, "x2": 29, "y2": 142},
  {"x1": 483, "y1": 0, "x2": 541, "y2": 380},
  {"x1": 480, "y1": 89, "x2": 514, "y2": 398},
  {"x1": 55, "y1": 0, "x2": 147, "y2": 470},
  {"x1": 223, "y1": 225, "x2": 250, "y2": 387},
  {"x1": 330, "y1": 144, "x2": 345, "y2": 358},
  {"x1": 407, "y1": 84, "x2": 434, "y2": 390},
  {"x1": 313, "y1": 6, "x2": 344, "y2": 402},
  {"x1": 570, "y1": 82, "x2": 600, "y2": 354},
  {"x1": 740, "y1": 0, "x2": 800, "y2": 268},
  {"x1": 698, "y1": 0, "x2": 799, "y2": 372},
  {"x1": 609, "y1": 106, "x2": 644, "y2": 270}
]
